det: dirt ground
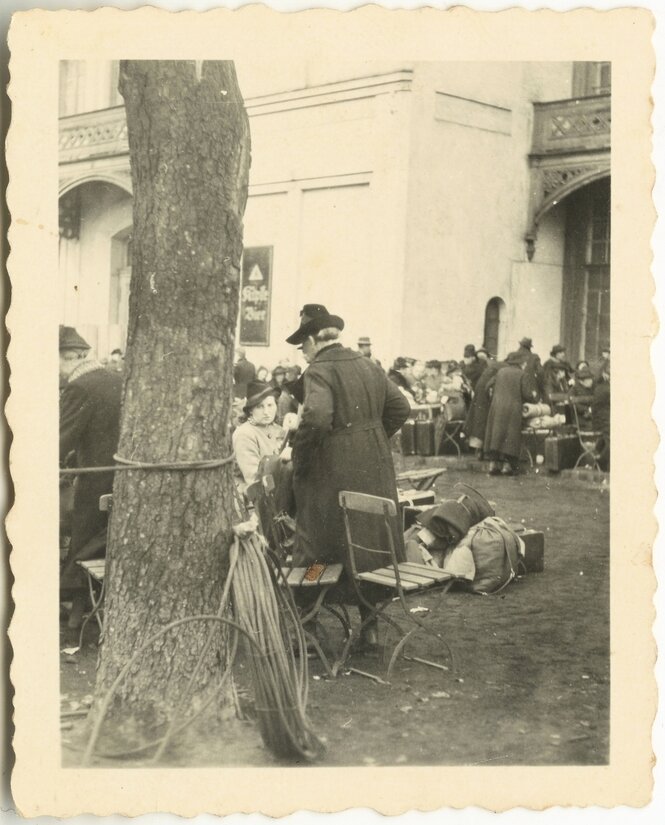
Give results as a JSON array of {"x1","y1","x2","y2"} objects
[{"x1": 61, "y1": 461, "x2": 609, "y2": 767}]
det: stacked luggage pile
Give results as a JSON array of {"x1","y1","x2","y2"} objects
[{"x1": 397, "y1": 483, "x2": 544, "y2": 594}]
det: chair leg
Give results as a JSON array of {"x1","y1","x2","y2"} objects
[{"x1": 384, "y1": 611, "x2": 456, "y2": 680}]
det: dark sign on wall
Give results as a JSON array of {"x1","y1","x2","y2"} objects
[{"x1": 239, "y1": 246, "x2": 272, "y2": 346}]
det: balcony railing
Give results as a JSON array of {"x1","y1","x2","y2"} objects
[
  {"x1": 59, "y1": 105, "x2": 128, "y2": 164},
  {"x1": 531, "y1": 94, "x2": 611, "y2": 156}
]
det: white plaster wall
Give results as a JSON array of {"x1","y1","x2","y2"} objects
[
  {"x1": 398, "y1": 62, "x2": 573, "y2": 362},
  {"x1": 241, "y1": 82, "x2": 413, "y2": 370},
  {"x1": 507, "y1": 205, "x2": 566, "y2": 359}
]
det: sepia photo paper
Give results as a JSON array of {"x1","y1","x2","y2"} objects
[{"x1": 6, "y1": 4, "x2": 657, "y2": 817}]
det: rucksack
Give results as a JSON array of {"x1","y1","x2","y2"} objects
[{"x1": 458, "y1": 516, "x2": 525, "y2": 594}]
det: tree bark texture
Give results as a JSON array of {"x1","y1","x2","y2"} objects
[{"x1": 93, "y1": 61, "x2": 251, "y2": 736}]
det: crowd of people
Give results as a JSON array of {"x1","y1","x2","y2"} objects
[
  {"x1": 58, "y1": 309, "x2": 610, "y2": 637},
  {"x1": 380, "y1": 337, "x2": 611, "y2": 476}
]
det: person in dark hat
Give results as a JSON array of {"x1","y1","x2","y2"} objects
[
  {"x1": 357, "y1": 336, "x2": 382, "y2": 368},
  {"x1": 387, "y1": 356, "x2": 416, "y2": 401},
  {"x1": 542, "y1": 344, "x2": 574, "y2": 401},
  {"x1": 59, "y1": 325, "x2": 123, "y2": 629},
  {"x1": 515, "y1": 336, "x2": 544, "y2": 402},
  {"x1": 286, "y1": 303, "x2": 411, "y2": 647},
  {"x1": 461, "y1": 343, "x2": 486, "y2": 390},
  {"x1": 233, "y1": 346, "x2": 256, "y2": 399},
  {"x1": 483, "y1": 350, "x2": 531, "y2": 475},
  {"x1": 423, "y1": 359, "x2": 443, "y2": 402},
  {"x1": 232, "y1": 380, "x2": 288, "y2": 491}
]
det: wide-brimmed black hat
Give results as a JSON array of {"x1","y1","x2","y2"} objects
[
  {"x1": 550, "y1": 344, "x2": 566, "y2": 357},
  {"x1": 463, "y1": 344, "x2": 476, "y2": 358},
  {"x1": 59, "y1": 325, "x2": 90, "y2": 351},
  {"x1": 286, "y1": 304, "x2": 344, "y2": 345},
  {"x1": 243, "y1": 380, "x2": 279, "y2": 413},
  {"x1": 519, "y1": 337, "x2": 533, "y2": 349}
]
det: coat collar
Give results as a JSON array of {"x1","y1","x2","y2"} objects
[
  {"x1": 312, "y1": 344, "x2": 360, "y2": 363},
  {"x1": 68, "y1": 359, "x2": 105, "y2": 383}
]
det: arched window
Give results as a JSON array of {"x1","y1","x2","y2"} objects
[{"x1": 483, "y1": 297, "x2": 505, "y2": 358}]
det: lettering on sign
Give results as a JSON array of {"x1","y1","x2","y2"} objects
[{"x1": 239, "y1": 246, "x2": 272, "y2": 346}]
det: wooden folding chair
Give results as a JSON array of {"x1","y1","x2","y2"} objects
[
  {"x1": 338, "y1": 490, "x2": 456, "y2": 681},
  {"x1": 250, "y1": 470, "x2": 352, "y2": 677},
  {"x1": 570, "y1": 399, "x2": 603, "y2": 471},
  {"x1": 75, "y1": 493, "x2": 113, "y2": 647}
]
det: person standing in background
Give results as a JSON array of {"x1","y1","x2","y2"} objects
[
  {"x1": 233, "y1": 345, "x2": 256, "y2": 399},
  {"x1": 461, "y1": 344, "x2": 486, "y2": 390},
  {"x1": 357, "y1": 336, "x2": 382, "y2": 368}
]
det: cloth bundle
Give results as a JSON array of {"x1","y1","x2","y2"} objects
[
  {"x1": 524, "y1": 413, "x2": 566, "y2": 429},
  {"x1": 522, "y1": 402, "x2": 552, "y2": 419}
]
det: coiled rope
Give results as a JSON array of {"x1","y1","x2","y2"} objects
[{"x1": 80, "y1": 531, "x2": 324, "y2": 765}]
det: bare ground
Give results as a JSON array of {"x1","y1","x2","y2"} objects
[{"x1": 61, "y1": 463, "x2": 609, "y2": 767}]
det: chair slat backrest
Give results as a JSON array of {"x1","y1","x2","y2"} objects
[{"x1": 338, "y1": 491, "x2": 404, "y2": 582}]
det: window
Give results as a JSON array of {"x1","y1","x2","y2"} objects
[
  {"x1": 572, "y1": 62, "x2": 611, "y2": 97},
  {"x1": 483, "y1": 297, "x2": 505, "y2": 358}
]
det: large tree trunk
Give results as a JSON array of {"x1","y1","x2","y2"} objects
[{"x1": 90, "y1": 60, "x2": 250, "y2": 746}]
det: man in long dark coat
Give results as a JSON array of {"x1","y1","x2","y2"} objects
[
  {"x1": 286, "y1": 304, "x2": 410, "y2": 646},
  {"x1": 516, "y1": 336, "x2": 544, "y2": 402},
  {"x1": 59, "y1": 326, "x2": 122, "y2": 627},
  {"x1": 461, "y1": 344, "x2": 486, "y2": 390},
  {"x1": 484, "y1": 351, "x2": 531, "y2": 475}
]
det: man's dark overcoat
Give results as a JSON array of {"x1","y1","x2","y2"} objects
[
  {"x1": 464, "y1": 360, "x2": 507, "y2": 448},
  {"x1": 462, "y1": 358, "x2": 486, "y2": 390},
  {"x1": 484, "y1": 364, "x2": 530, "y2": 459},
  {"x1": 60, "y1": 362, "x2": 122, "y2": 588},
  {"x1": 292, "y1": 344, "x2": 410, "y2": 596}
]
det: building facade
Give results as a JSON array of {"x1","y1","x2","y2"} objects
[{"x1": 58, "y1": 60, "x2": 610, "y2": 367}]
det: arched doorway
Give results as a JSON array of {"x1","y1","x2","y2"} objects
[
  {"x1": 483, "y1": 297, "x2": 505, "y2": 358},
  {"x1": 58, "y1": 179, "x2": 133, "y2": 358},
  {"x1": 560, "y1": 177, "x2": 610, "y2": 361}
]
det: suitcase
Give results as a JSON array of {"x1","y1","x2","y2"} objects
[
  {"x1": 511, "y1": 525, "x2": 545, "y2": 573},
  {"x1": 544, "y1": 433, "x2": 581, "y2": 472},
  {"x1": 401, "y1": 502, "x2": 435, "y2": 530},
  {"x1": 415, "y1": 419, "x2": 436, "y2": 456},
  {"x1": 400, "y1": 420, "x2": 416, "y2": 455},
  {"x1": 398, "y1": 489, "x2": 436, "y2": 508}
]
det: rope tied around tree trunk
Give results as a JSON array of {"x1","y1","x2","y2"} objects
[{"x1": 59, "y1": 453, "x2": 235, "y2": 475}]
